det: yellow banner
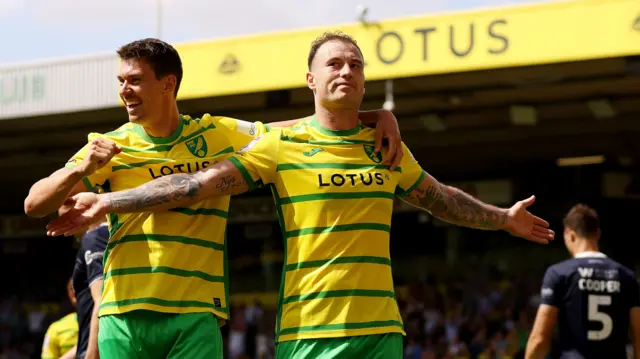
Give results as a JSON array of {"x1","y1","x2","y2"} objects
[{"x1": 177, "y1": 0, "x2": 640, "y2": 100}]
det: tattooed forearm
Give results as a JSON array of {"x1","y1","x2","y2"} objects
[
  {"x1": 215, "y1": 175, "x2": 246, "y2": 194},
  {"x1": 404, "y1": 181, "x2": 507, "y2": 230},
  {"x1": 105, "y1": 173, "x2": 203, "y2": 212}
]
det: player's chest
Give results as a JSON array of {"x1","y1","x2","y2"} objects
[
  {"x1": 109, "y1": 137, "x2": 231, "y2": 191},
  {"x1": 276, "y1": 143, "x2": 398, "y2": 192}
]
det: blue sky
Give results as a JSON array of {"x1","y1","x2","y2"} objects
[{"x1": 0, "y1": 0, "x2": 555, "y2": 66}]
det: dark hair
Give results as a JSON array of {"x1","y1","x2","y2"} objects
[
  {"x1": 117, "y1": 38, "x2": 183, "y2": 98},
  {"x1": 307, "y1": 31, "x2": 364, "y2": 70},
  {"x1": 563, "y1": 204, "x2": 600, "y2": 238}
]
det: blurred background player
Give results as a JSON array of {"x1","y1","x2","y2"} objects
[
  {"x1": 72, "y1": 218, "x2": 108, "y2": 359},
  {"x1": 525, "y1": 204, "x2": 640, "y2": 359},
  {"x1": 41, "y1": 280, "x2": 78, "y2": 359}
]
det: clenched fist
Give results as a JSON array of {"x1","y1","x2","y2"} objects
[{"x1": 76, "y1": 138, "x2": 121, "y2": 177}]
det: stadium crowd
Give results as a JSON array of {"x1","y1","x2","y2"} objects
[
  {"x1": 0, "y1": 266, "x2": 544, "y2": 359},
  {"x1": 223, "y1": 268, "x2": 542, "y2": 359}
]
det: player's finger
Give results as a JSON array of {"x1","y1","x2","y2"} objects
[
  {"x1": 46, "y1": 218, "x2": 70, "y2": 235},
  {"x1": 382, "y1": 138, "x2": 397, "y2": 165},
  {"x1": 94, "y1": 139, "x2": 121, "y2": 154},
  {"x1": 389, "y1": 143, "x2": 403, "y2": 172},
  {"x1": 49, "y1": 218, "x2": 83, "y2": 237},
  {"x1": 532, "y1": 215, "x2": 550, "y2": 228},
  {"x1": 532, "y1": 226, "x2": 554, "y2": 240},
  {"x1": 526, "y1": 233, "x2": 549, "y2": 244},
  {"x1": 374, "y1": 128, "x2": 383, "y2": 153},
  {"x1": 520, "y1": 195, "x2": 536, "y2": 208}
]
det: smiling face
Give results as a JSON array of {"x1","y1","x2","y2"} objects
[
  {"x1": 306, "y1": 39, "x2": 365, "y2": 109},
  {"x1": 117, "y1": 58, "x2": 174, "y2": 126}
]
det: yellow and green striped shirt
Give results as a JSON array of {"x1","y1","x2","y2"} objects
[
  {"x1": 42, "y1": 313, "x2": 78, "y2": 359},
  {"x1": 230, "y1": 116, "x2": 425, "y2": 342},
  {"x1": 66, "y1": 114, "x2": 268, "y2": 321}
]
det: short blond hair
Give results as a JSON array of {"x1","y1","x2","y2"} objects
[{"x1": 307, "y1": 31, "x2": 364, "y2": 70}]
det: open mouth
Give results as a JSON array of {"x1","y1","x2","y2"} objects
[{"x1": 125, "y1": 100, "x2": 141, "y2": 110}]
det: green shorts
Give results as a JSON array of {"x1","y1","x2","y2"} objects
[
  {"x1": 98, "y1": 310, "x2": 223, "y2": 359},
  {"x1": 275, "y1": 333, "x2": 403, "y2": 359}
]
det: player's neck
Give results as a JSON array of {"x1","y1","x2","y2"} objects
[
  {"x1": 143, "y1": 103, "x2": 180, "y2": 138},
  {"x1": 314, "y1": 106, "x2": 359, "y2": 131},
  {"x1": 573, "y1": 239, "x2": 600, "y2": 256}
]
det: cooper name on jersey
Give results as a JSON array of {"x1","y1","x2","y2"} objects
[
  {"x1": 318, "y1": 172, "x2": 386, "y2": 187},
  {"x1": 577, "y1": 267, "x2": 621, "y2": 293},
  {"x1": 149, "y1": 160, "x2": 214, "y2": 179}
]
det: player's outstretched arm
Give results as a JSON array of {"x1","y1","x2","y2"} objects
[
  {"x1": 400, "y1": 170, "x2": 554, "y2": 244},
  {"x1": 46, "y1": 160, "x2": 249, "y2": 237},
  {"x1": 525, "y1": 304, "x2": 558, "y2": 359}
]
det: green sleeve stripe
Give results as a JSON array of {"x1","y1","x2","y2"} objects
[
  {"x1": 395, "y1": 170, "x2": 425, "y2": 197},
  {"x1": 280, "y1": 191, "x2": 394, "y2": 204},
  {"x1": 82, "y1": 177, "x2": 93, "y2": 191},
  {"x1": 279, "y1": 320, "x2": 403, "y2": 336},
  {"x1": 276, "y1": 163, "x2": 401, "y2": 172},
  {"x1": 104, "y1": 266, "x2": 224, "y2": 283},
  {"x1": 100, "y1": 297, "x2": 228, "y2": 314},
  {"x1": 228, "y1": 157, "x2": 258, "y2": 191},
  {"x1": 285, "y1": 223, "x2": 390, "y2": 239},
  {"x1": 282, "y1": 289, "x2": 395, "y2": 305},
  {"x1": 285, "y1": 255, "x2": 391, "y2": 271},
  {"x1": 212, "y1": 146, "x2": 234, "y2": 157},
  {"x1": 106, "y1": 234, "x2": 224, "y2": 252},
  {"x1": 169, "y1": 208, "x2": 228, "y2": 218},
  {"x1": 264, "y1": 124, "x2": 271, "y2": 132}
]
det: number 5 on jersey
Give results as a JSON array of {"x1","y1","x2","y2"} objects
[{"x1": 588, "y1": 294, "x2": 613, "y2": 341}]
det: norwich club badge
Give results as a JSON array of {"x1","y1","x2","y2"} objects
[
  {"x1": 363, "y1": 144, "x2": 382, "y2": 163},
  {"x1": 185, "y1": 135, "x2": 208, "y2": 158}
]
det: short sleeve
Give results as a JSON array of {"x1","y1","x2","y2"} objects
[
  {"x1": 65, "y1": 133, "x2": 113, "y2": 190},
  {"x1": 394, "y1": 143, "x2": 425, "y2": 197},
  {"x1": 213, "y1": 116, "x2": 270, "y2": 151},
  {"x1": 41, "y1": 326, "x2": 59, "y2": 359},
  {"x1": 540, "y1": 266, "x2": 564, "y2": 308},
  {"x1": 228, "y1": 130, "x2": 281, "y2": 189},
  {"x1": 84, "y1": 226, "x2": 108, "y2": 286}
]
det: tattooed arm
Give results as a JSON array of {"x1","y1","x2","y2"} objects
[
  {"x1": 401, "y1": 171, "x2": 508, "y2": 230},
  {"x1": 104, "y1": 160, "x2": 249, "y2": 213},
  {"x1": 399, "y1": 171, "x2": 554, "y2": 243}
]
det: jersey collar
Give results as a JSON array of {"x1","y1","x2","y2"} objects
[{"x1": 574, "y1": 251, "x2": 607, "y2": 258}]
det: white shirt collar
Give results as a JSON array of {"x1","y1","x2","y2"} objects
[{"x1": 575, "y1": 251, "x2": 607, "y2": 258}]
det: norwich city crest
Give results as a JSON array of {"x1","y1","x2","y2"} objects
[
  {"x1": 363, "y1": 144, "x2": 382, "y2": 163},
  {"x1": 185, "y1": 135, "x2": 208, "y2": 158}
]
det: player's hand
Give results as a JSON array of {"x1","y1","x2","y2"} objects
[
  {"x1": 374, "y1": 111, "x2": 403, "y2": 171},
  {"x1": 46, "y1": 193, "x2": 107, "y2": 237},
  {"x1": 505, "y1": 195, "x2": 555, "y2": 244},
  {"x1": 76, "y1": 138, "x2": 121, "y2": 177}
]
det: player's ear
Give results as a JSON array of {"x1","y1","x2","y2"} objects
[
  {"x1": 164, "y1": 74, "x2": 177, "y2": 95},
  {"x1": 306, "y1": 72, "x2": 316, "y2": 91}
]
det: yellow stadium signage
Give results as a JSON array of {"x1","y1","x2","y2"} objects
[{"x1": 176, "y1": 0, "x2": 640, "y2": 100}]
